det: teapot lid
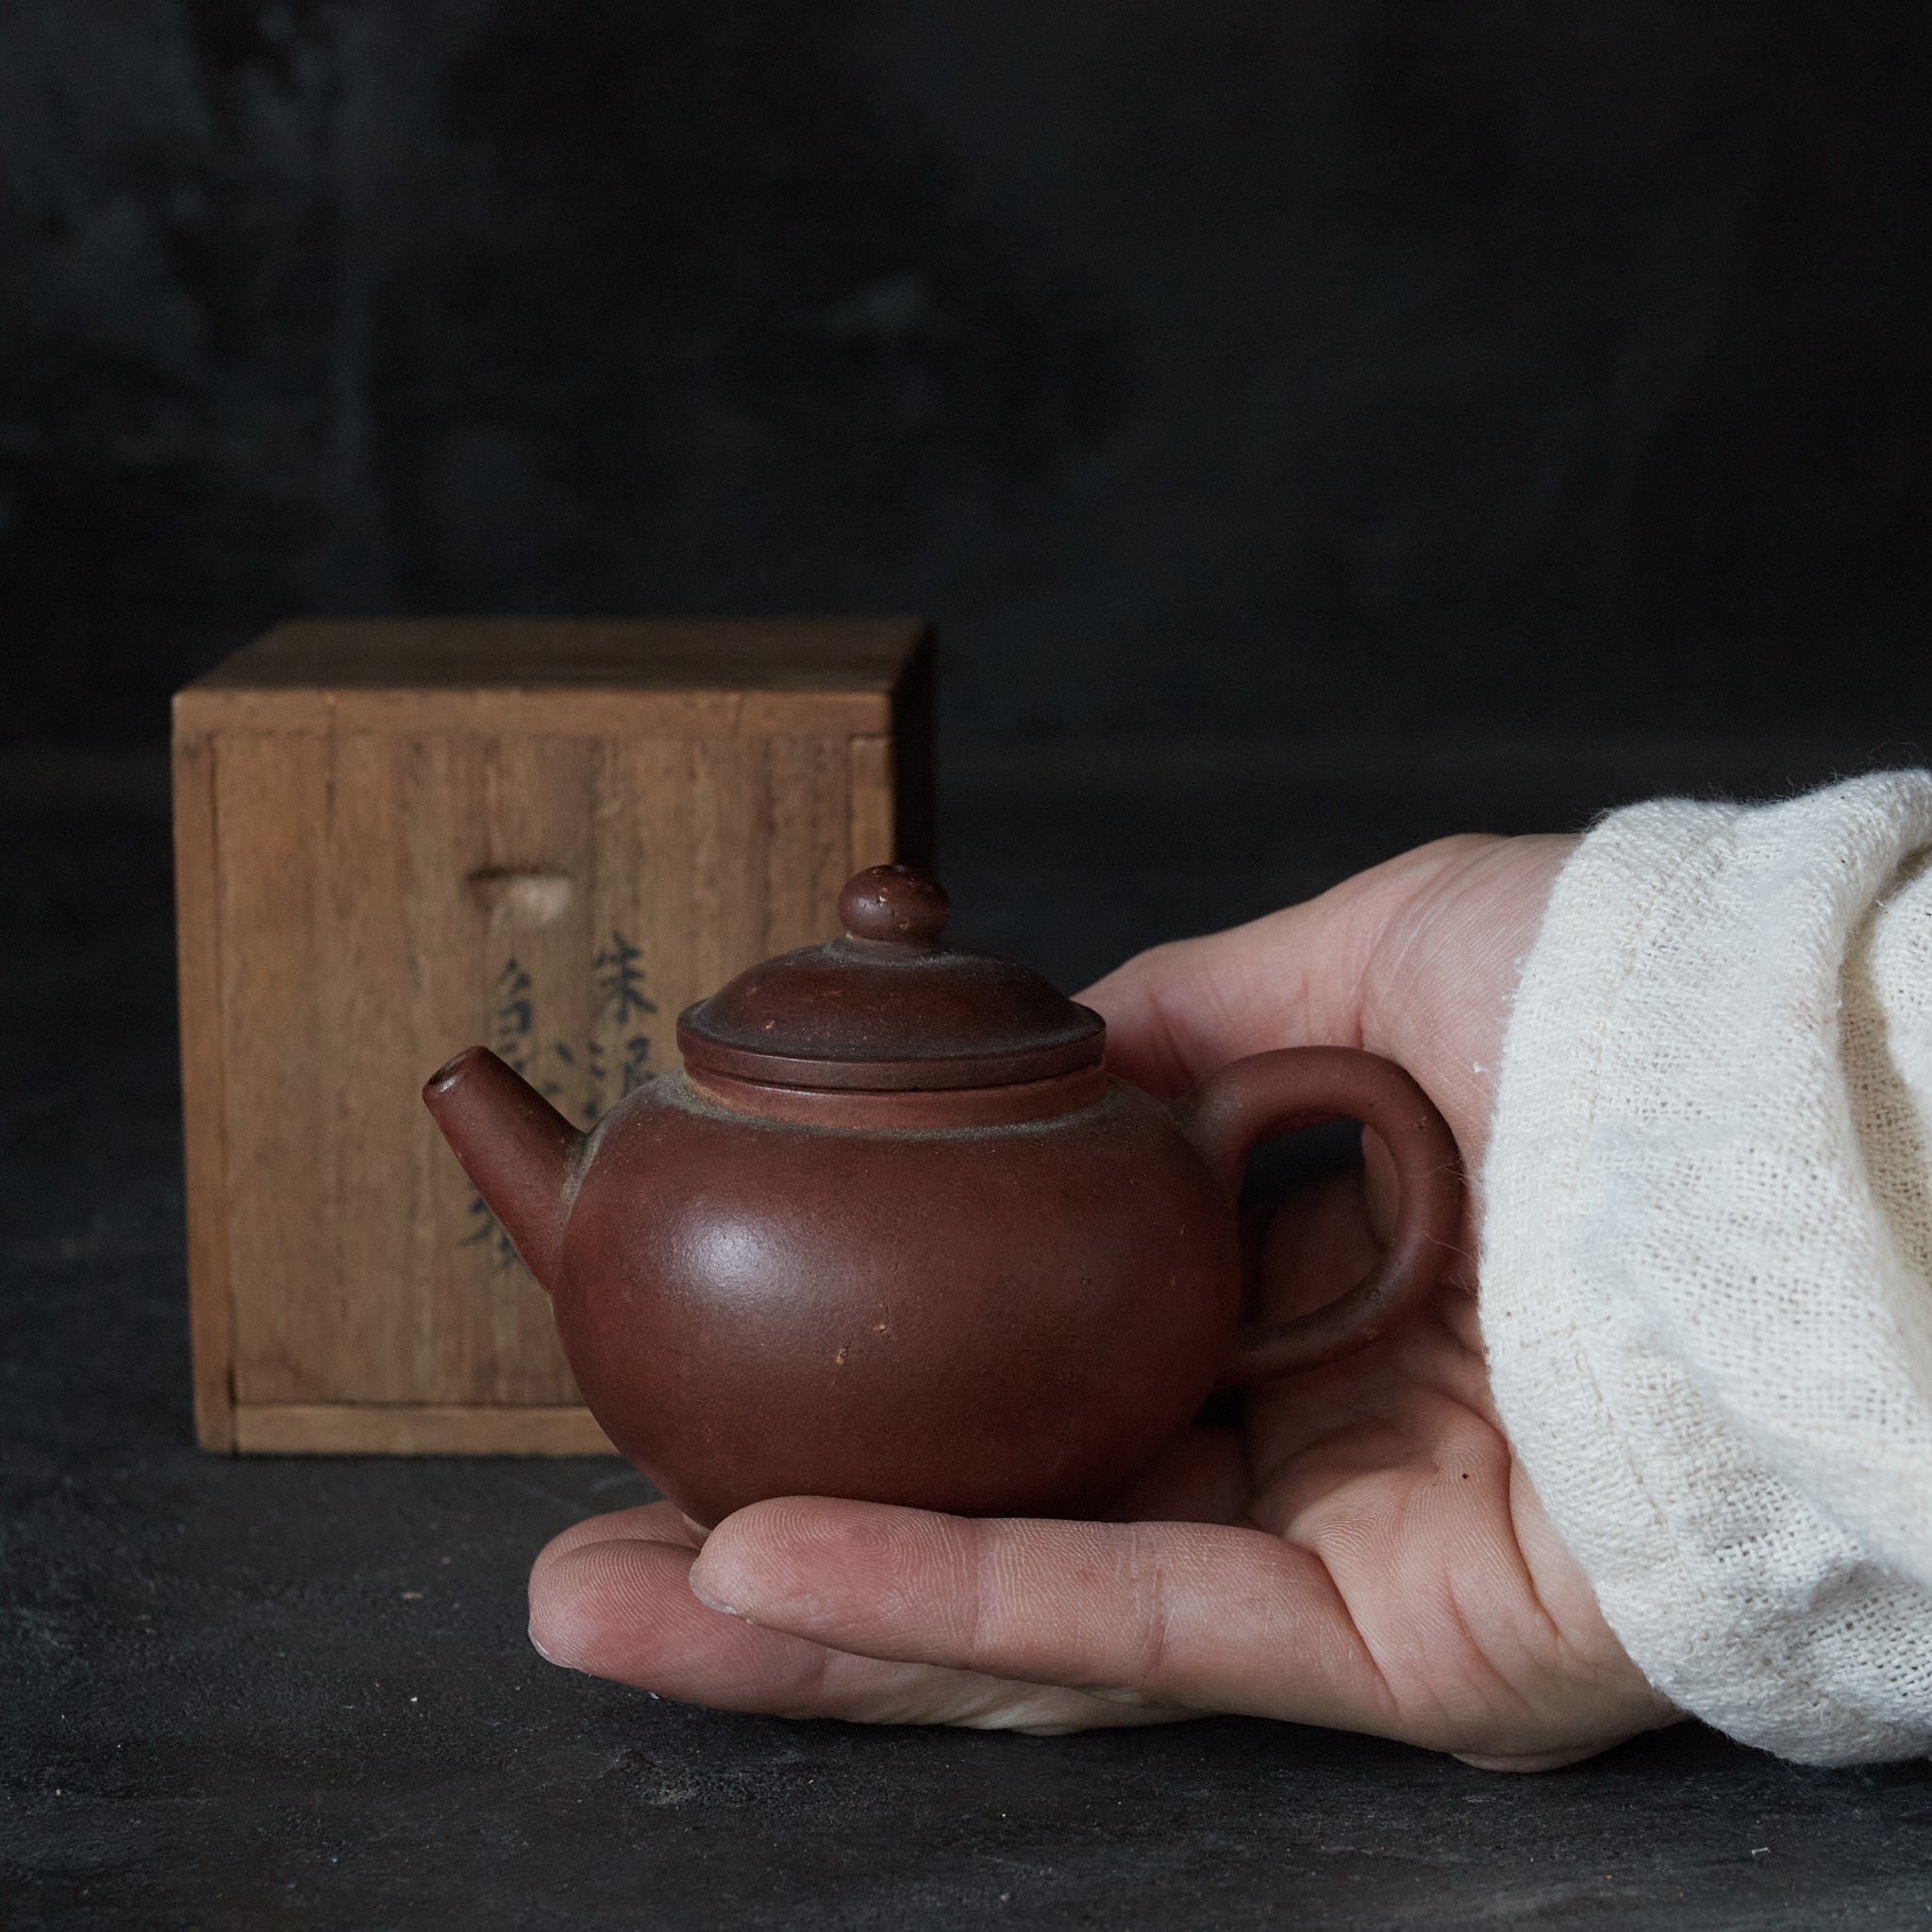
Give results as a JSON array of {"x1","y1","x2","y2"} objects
[{"x1": 676, "y1": 865, "x2": 1105, "y2": 1091}]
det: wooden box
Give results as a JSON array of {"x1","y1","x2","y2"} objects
[{"x1": 173, "y1": 618, "x2": 932, "y2": 1455}]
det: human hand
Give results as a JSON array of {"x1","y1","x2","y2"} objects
[{"x1": 529, "y1": 835, "x2": 1679, "y2": 1769}]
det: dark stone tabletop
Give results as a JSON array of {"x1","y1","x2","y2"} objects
[{"x1": 7, "y1": 735, "x2": 1930, "y2": 1931}]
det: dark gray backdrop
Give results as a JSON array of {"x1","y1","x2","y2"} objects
[
  {"x1": 11, "y1": 16, "x2": 1932, "y2": 1922},
  {"x1": 3, "y1": 1, "x2": 1928, "y2": 746}
]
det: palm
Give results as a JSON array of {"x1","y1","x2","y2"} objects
[
  {"x1": 1046, "y1": 1163, "x2": 1669, "y2": 1767},
  {"x1": 530, "y1": 836, "x2": 1679, "y2": 1768}
]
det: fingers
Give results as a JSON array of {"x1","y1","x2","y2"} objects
[
  {"x1": 527, "y1": 1526, "x2": 1194, "y2": 1733},
  {"x1": 532, "y1": 1531, "x2": 829, "y2": 1707},
  {"x1": 1076, "y1": 838, "x2": 1499, "y2": 1098},
  {"x1": 1355, "y1": 833, "x2": 1574, "y2": 1172},
  {"x1": 687, "y1": 1499, "x2": 1397, "y2": 1736},
  {"x1": 532, "y1": 1500, "x2": 698, "y2": 1570},
  {"x1": 1077, "y1": 912, "x2": 1371, "y2": 1101}
]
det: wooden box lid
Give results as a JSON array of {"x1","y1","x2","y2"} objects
[{"x1": 175, "y1": 617, "x2": 931, "y2": 739}]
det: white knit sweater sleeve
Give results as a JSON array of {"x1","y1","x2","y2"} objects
[{"x1": 1479, "y1": 772, "x2": 1932, "y2": 1764}]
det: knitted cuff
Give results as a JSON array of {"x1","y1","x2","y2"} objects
[{"x1": 1479, "y1": 773, "x2": 1932, "y2": 1764}]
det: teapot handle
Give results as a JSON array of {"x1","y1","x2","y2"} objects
[{"x1": 1169, "y1": 1047, "x2": 1462, "y2": 1383}]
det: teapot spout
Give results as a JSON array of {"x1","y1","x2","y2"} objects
[{"x1": 423, "y1": 1046, "x2": 585, "y2": 1288}]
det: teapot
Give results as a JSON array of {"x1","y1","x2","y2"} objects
[{"x1": 424, "y1": 865, "x2": 1459, "y2": 1527}]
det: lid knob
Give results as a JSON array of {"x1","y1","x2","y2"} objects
[
  {"x1": 678, "y1": 861, "x2": 1105, "y2": 1089},
  {"x1": 839, "y1": 865, "x2": 950, "y2": 946}
]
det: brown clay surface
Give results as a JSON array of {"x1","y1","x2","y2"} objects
[{"x1": 552, "y1": 1074, "x2": 1239, "y2": 1524}]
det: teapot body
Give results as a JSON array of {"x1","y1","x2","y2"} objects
[
  {"x1": 553, "y1": 1069, "x2": 1239, "y2": 1526},
  {"x1": 424, "y1": 864, "x2": 1464, "y2": 1526}
]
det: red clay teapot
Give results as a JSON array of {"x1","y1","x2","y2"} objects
[{"x1": 425, "y1": 865, "x2": 1459, "y2": 1527}]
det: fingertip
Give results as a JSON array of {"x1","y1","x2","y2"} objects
[
  {"x1": 687, "y1": 1496, "x2": 835, "y2": 1619},
  {"x1": 530, "y1": 1499, "x2": 694, "y2": 1580},
  {"x1": 529, "y1": 1532, "x2": 743, "y2": 1684},
  {"x1": 525, "y1": 1524, "x2": 899, "y2": 1717},
  {"x1": 690, "y1": 1497, "x2": 946, "y2": 1630},
  {"x1": 684, "y1": 1558, "x2": 739, "y2": 1618},
  {"x1": 527, "y1": 1617, "x2": 569, "y2": 1670},
  {"x1": 1076, "y1": 941, "x2": 1201, "y2": 1097},
  {"x1": 527, "y1": 1540, "x2": 642, "y2": 1674}
]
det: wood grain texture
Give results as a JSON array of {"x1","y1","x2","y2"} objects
[
  {"x1": 232, "y1": 1405, "x2": 618, "y2": 1456},
  {"x1": 175, "y1": 619, "x2": 930, "y2": 1452},
  {"x1": 849, "y1": 735, "x2": 896, "y2": 870},
  {"x1": 215, "y1": 732, "x2": 856, "y2": 1410},
  {"x1": 175, "y1": 685, "x2": 893, "y2": 740},
  {"x1": 175, "y1": 618, "x2": 926, "y2": 740}
]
